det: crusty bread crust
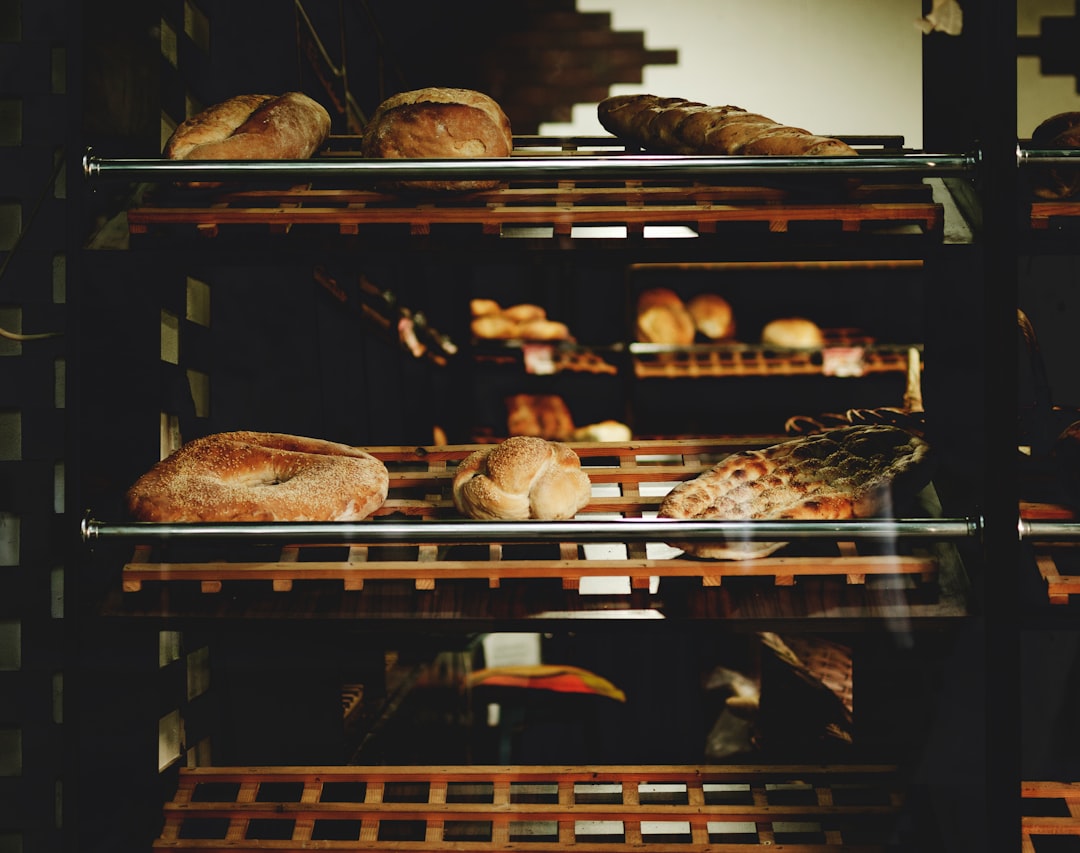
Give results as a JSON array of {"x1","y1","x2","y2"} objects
[
  {"x1": 658, "y1": 425, "x2": 932, "y2": 559},
  {"x1": 362, "y1": 87, "x2": 513, "y2": 191},
  {"x1": 453, "y1": 436, "x2": 592, "y2": 520},
  {"x1": 1030, "y1": 112, "x2": 1080, "y2": 199},
  {"x1": 126, "y1": 431, "x2": 388, "y2": 522},
  {"x1": 599, "y1": 93, "x2": 857, "y2": 158},
  {"x1": 164, "y1": 92, "x2": 331, "y2": 161}
]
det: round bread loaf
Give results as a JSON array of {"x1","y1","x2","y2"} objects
[
  {"x1": 635, "y1": 287, "x2": 696, "y2": 345},
  {"x1": 1030, "y1": 112, "x2": 1080, "y2": 199},
  {"x1": 126, "y1": 431, "x2": 389, "y2": 522},
  {"x1": 761, "y1": 317, "x2": 824, "y2": 349},
  {"x1": 362, "y1": 87, "x2": 513, "y2": 191},
  {"x1": 453, "y1": 436, "x2": 592, "y2": 520},
  {"x1": 687, "y1": 293, "x2": 735, "y2": 340}
]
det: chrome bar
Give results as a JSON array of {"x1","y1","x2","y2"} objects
[
  {"x1": 1018, "y1": 147, "x2": 1080, "y2": 166},
  {"x1": 82, "y1": 515, "x2": 981, "y2": 545},
  {"x1": 1019, "y1": 519, "x2": 1080, "y2": 541},
  {"x1": 83, "y1": 150, "x2": 977, "y2": 183}
]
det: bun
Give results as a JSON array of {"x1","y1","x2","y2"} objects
[
  {"x1": 1030, "y1": 112, "x2": 1080, "y2": 199},
  {"x1": 598, "y1": 94, "x2": 857, "y2": 158},
  {"x1": 164, "y1": 92, "x2": 331, "y2": 187},
  {"x1": 506, "y1": 394, "x2": 575, "y2": 440},
  {"x1": 362, "y1": 87, "x2": 513, "y2": 191},
  {"x1": 470, "y1": 302, "x2": 573, "y2": 342},
  {"x1": 635, "y1": 288, "x2": 696, "y2": 345},
  {"x1": 571, "y1": 420, "x2": 633, "y2": 443},
  {"x1": 761, "y1": 317, "x2": 824, "y2": 349},
  {"x1": 687, "y1": 293, "x2": 735, "y2": 340},
  {"x1": 125, "y1": 431, "x2": 389, "y2": 522},
  {"x1": 453, "y1": 435, "x2": 592, "y2": 520}
]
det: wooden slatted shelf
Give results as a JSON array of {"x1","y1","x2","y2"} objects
[
  {"x1": 153, "y1": 764, "x2": 905, "y2": 852},
  {"x1": 1023, "y1": 781, "x2": 1080, "y2": 852},
  {"x1": 632, "y1": 331, "x2": 918, "y2": 380},
  {"x1": 125, "y1": 165, "x2": 942, "y2": 239},
  {"x1": 119, "y1": 438, "x2": 943, "y2": 595}
]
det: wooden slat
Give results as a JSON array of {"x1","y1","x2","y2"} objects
[{"x1": 153, "y1": 764, "x2": 904, "y2": 852}]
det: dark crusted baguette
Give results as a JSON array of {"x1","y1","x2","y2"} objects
[{"x1": 598, "y1": 93, "x2": 857, "y2": 157}]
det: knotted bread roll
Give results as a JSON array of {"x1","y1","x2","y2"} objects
[{"x1": 452, "y1": 436, "x2": 592, "y2": 520}]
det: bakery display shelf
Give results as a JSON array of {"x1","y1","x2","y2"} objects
[
  {"x1": 1022, "y1": 781, "x2": 1080, "y2": 852},
  {"x1": 472, "y1": 340, "x2": 622, "y2": 376},
  {"x1": 631, "y1": 333, "x2": 919, "y2": 380},
  {"x1": 89, "y1": 439, "x2": 971, "y2": 597},
  {"x1": 85, "y1": 143, "x2": 957, "y2": 240},
  {"x1": 152, "y1": 763, "x2": 905, "y2": 852}
]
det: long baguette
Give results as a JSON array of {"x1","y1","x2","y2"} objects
[{"x1": 598, "y1": 93, "x2": 857, "y2": 157}]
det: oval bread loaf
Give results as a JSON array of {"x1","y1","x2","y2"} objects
[{"x1": 163, "y1": 92, "x2": 331, "y2": 187}]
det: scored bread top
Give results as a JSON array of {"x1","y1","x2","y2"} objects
[{"x1": 658, "y1": 425, "x2": 932, "y2": 559}]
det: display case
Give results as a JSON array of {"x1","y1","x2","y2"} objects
[{"x1": 53, "y1": 2, "x2": 1032, "y2": 852}]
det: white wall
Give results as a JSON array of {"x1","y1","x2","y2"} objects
[{"x1": 541, "y1": 0, "x2": 925, "y2": 149}]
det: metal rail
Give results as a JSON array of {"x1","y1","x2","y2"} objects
[
  {"x1": 1019, "y1": 519, "x2": 1080, "y2": 541},
  {"x1": 1018, "y1": 147, "x2": 1080, "y2": 166},
  {"x1": 82, "y1": 515, "x2": 982, "y2": 545},
  {"x1": 82, "y1": 149, "x2": 977, "y2": 183}
]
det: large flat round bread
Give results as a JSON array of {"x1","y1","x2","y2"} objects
[{"x1": 658, "y1": 425, "x2": 932, "y2": 559}]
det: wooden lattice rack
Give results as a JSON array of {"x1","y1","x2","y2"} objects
[
  {"x1": 153, "y1": 764, "x2": 905, "y2": 852},
  {"x1": 1020, "y1": 501, "x2": 1080, "y2": 605},
  {"x1": 120, "y1": 438, "x2": 942, "y2": 594},
  {"x1": 124, "y1": 141, "x2": 943, "y2": 239},
  {"x1": 1023, "y1": 780, "x2": 1080, "y2": 851},
  {"x1": 632, "y1": 331, "x2": 918, "y2": 380}
]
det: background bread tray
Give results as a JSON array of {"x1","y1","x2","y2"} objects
[
  {"x1": 153, "y1": 763, "x2": 905, "y2": 851},
  {"x1": 116, "y1": 438, "x2": 946, "y2": 594}
]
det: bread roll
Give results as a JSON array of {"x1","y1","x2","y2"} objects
[
  {"x1": 163, "y1": 92, "x2": 331, "y2": 188},
  {"x1": 635, "y1": 287, "x2": 696, "y2": 345},
  {"x1": 362, "y1": 87, "x2": 513, "y2": 191},
  {"x1": 506, "y1": 394, "x2": 575, "y2": 440},
  {"x1": 687, "y1": 293, "x2": 735, "y2": 340},
  {"x1": 761, "y1": 317, "x2": 824, "y2": 349},
  {"x1": 571, "y1": 420, "x2": 633, "y2": 443},
  {"x1": 471, "y1": 298, "x2": 502, "y2": 317},
  {"x1": 598, "y1": 94, "x2": 857, "y2": 158},
  {"x1": 1030, "y1": 112, "x2": 1080, "y2": 199},
  {"x1": 453, "y1": 436, "x2": 592, "y2": 520}
]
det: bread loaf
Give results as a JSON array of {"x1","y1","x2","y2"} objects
[
  {"x1": 761, "y1": 317, "x2": 824, "y2": 349},
  {"x1": 687, "y1": 293, "x2": 735, "y2": 340},
  {"x1": 470, "y1": 300, "x2": 572, "y2": 342},
  {"x1": 506, "y1": 394, "x2": 576, "y2": 440},
  {"x1": 1030, "y1": 112, "x2": 1080, "y2": 199},
  {"x1": 598, "y1": 94, "x2": 857, "y2": 158},
  {"x1": 453, "y1": 436, "x2": 592, "y2": 520},
  {"x1": 362, "y1": 87, "x2": 513, "y2": 191},
  {"x1": 163, "y1": 92, "x2": 331, "y2": 187},
  {"x1": 658, "y1": 425, "x2": 932, "y2": 559},
  {"x1": 635, "y1": 287, "x2": 696, "y2": 345}
]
